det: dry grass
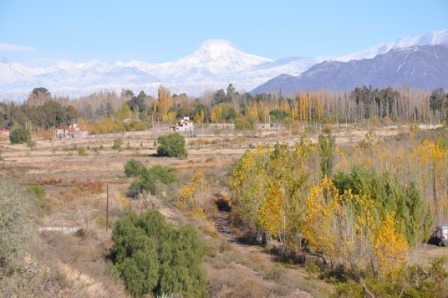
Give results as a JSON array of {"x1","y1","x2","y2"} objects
[{"x1": 79, "y1": 180, "x2": 104, "y2": 194}]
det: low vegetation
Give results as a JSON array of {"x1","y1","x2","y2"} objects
[
  {"x1": 124, "y1": 159, "x2": 145, "y2": 177},
  {"x1": 156, "y1": 133, "x2": 187, "y2": 158},
  {"x1": 111, "y1": 210, "x2": 207, "y2": 297},
  {"x1": 0, "y1": 178, "x2": 33, "y2": 280},
  {"x1": 0, "y1": 178, "x2": 59, "y2": 296},
  {"x1": 127, "y1": 163, "x2": 176, "y2": 196},
  {"x1": 336, "y1": 256, "x2": 448, "y2": 297},
  {"x1": 229, "y1": 128, "x2": 448, "y2": 295},
  {"x1": 9, "y1": 127, "x2": 30, "y2": 144},
  {"x1": 112, "y1": 138, "x2": 123, "y2": 150}
]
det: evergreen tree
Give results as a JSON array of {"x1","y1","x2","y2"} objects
[
  {"x1": 318, "y1": 128, "x2": 335, "y2": 178},
  {"x1": 112, "y1": 210, "x2": 207, "y2": 297}
]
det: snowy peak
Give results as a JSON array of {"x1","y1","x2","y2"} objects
[
  {"x1": 196, "y1": 39, "x2": 239, "y2": 58},
  {"x1": 192, "y1": 39, "x2": 271, "y2": 63},
  {"x1": 172, "y1": 39, "x2": 272, "y2": 70},
  {"x1": 340, "y1": 29, "x2": 448, "y2": 61}
]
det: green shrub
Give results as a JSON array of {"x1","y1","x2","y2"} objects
[
  {"x1": 129, "y1": 165, "x2": 175, "y2": 196},
  {"x1": 269, "y1": 109, "x2": 290, "y2": 122},
  {"x1": 156, "y1": 133, "x2": 187, "y2": 158},
  {"x1": 234, "y1": 116, "x2": 255, "y2": 130},
  {"x1": 9, "y1": 127, "x2": 30, "y2": 144},
  {"x1": 318, "y1": 127, "x2": 335, "y2": 178},
  {"x1": 26, "y1": 138, "x2": 36, "y2": 148},
  {"x1": 27, "y1": 184, "x2": 50, "y2": 212},
  {"x1": 335, "y1": 257, "x2": 448, "y2": 297},
  {"x1": 266, "y1": 267, "x2": 284, "y2": 281},
  {"x1": 28, "y1": 184, "x2": 46, "y2": 201},
  {"x1": 77, "y1": 147, "x2": 87, "y2": 156},
  {"x1": 333, "y1": 166, "x2": 432, "y2": 246},
  {"x1": 111, "y1": 210, "x2": 207, "y2": 297},
  {"x1": 124, "y1": 159, "x2": 145, "y2": 177},
  {"x1": 0, "y1": 178, "x2": 34, "y2": 278},
  {"x1": 112, "y1": 138, "x2": 123, "y2": 150}
]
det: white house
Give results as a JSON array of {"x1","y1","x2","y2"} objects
[
  {"x1": 55, "y1": 123, "x2": 89, "y2": 139},
  {"x1": 173, "y1": 117, "x2": 194, "y2": 133}
]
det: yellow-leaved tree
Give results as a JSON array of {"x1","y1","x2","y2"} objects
[
  {"x1": 157, "y1": 85, "x2": 173, "y2": 118},
  {"x1": 177, "y1": 170, "x2": 207, "y2": 217},
  {"x1": 302, "y1": 178, "x2": 409, "y2": 277}
]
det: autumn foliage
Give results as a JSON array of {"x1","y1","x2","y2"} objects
[{"x1": 229, "y1": 129, "x2": 444, "y2": 280}]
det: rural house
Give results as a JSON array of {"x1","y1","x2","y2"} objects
[
  {"x1": 54, "y1": 123, "x2": 89, "y2": 139},
  {"x1": 172, "y1": 117, "x2": 194, "y2": 133}
]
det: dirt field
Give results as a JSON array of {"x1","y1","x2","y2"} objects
[{"x1": 0, "y1": 125, "x2": 445, "y2": 297}]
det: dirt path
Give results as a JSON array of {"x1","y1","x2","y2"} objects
[
  {"x1": 213, "y1": 210, "x2": 235, "y2": 241},
  {"x1": 209, "y1": 196, "x2": 320, "y2": 297}
]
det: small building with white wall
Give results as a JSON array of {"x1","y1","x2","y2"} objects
[
  {"x1": 173, "y1": 117, "x2": 194, "y2": 133},
  {"x1": 55, "y1": 123, "x2": 89, "y2": 139}
]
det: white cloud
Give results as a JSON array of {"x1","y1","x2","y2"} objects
[{"x1": 0, "y1": 43, "x2": 35, "y2": 52}]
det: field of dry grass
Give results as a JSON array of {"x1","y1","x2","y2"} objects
[{"x1": 0, "y1": 125, "x2": 445, "y2": 297}]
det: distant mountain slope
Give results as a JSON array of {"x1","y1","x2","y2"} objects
[
  {"x1": 252, "y1": 45, "x2": 448, "y2": 95},
  {"x1": 339, "y1": 29, "x2": 448, "y2": 61}
]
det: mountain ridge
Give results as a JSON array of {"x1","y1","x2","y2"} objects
[{"x1": 251, "y1": 44, "x2": 448, "y2": 95}]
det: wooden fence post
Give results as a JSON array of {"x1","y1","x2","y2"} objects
[{"x1": 106, "y1": 184, "x2": 109, "y2": 231}]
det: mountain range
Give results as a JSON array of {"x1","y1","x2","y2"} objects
[
  {"x1": 0, "y1": 29, "x2": 447, "y2": 101},
  {"x1": 252, "y1": 44, "x2": 448, "y2": 95}
]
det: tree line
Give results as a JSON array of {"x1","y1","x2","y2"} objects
[{"x1": 1, "y1": 85, "x2": 447, "y2": 134}]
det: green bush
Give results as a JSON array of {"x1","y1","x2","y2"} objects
[
  {"x1": 269, "y1": 109, "x2": 290, "y2": 122},
  {"x1": 234, "y1": 116, "x2": 255, "y2": 130},
  {"x1": 26, "y1": 138, "x2": 36, "y2": 148},
  {"x1": 335, "y1": 257, "x2": 448, "y2": 297},
  {"x1": 111, "y1": 210, "x2": 207, "y2": 297},
  {"x1": 333, "y1": 166, "x2": 432, "y2": 246},
  {"x1": 156, "y1": 133, "x2": 187, "y2": 158},
  {"x1": 77, "y1": 147, "x2": 87, "y2": 156},
  {"x1": 0, "y1": 178, "x2": 33, "y2": 278},
  {"x1": 112, "y1": 138, "x2": 123, "y2": 150},
  {"x1": 124, "y1": 159, "x2": 145, "y2": 177},
  {"x1": 318, "y1": 127, "x2": 335, "y2": 178},
  {"x1": 129, "y1": 165, "x2": 175, "y2": 196},
  {"x1": 27, "y1": 184, "x2": 50, "y2": 212},
  {"x1": 28, "y1": 184, "x2": 46, "y2": 201},
  {"x1": 9, "y1": 127, "x2": 30, "y2": 144}
]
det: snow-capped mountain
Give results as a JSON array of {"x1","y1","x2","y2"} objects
[
  {"x1": 1, "y1": 29, "x2": 447, "y2": 101},
  {"x1": 252, "y1": 44, "x2": 448, "y2": 94},
  {"x1": 339, "y1": 29, "x2": 448, "y2": 62}
]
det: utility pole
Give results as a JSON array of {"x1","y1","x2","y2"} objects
[
  {"x1": 106, "y1": 184, "x2": 109, "y2": 232},
  {"x1": 151, "y1": 114, "x2": 155, "y2": 132}
]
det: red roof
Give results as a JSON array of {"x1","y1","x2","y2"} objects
[{"x1": 0, "y1": 128, "x2": 9, "y2": 132}]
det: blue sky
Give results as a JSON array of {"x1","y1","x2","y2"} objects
[{"x1": 0, "y1": 0, "x2": 447, "y2": 64}]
